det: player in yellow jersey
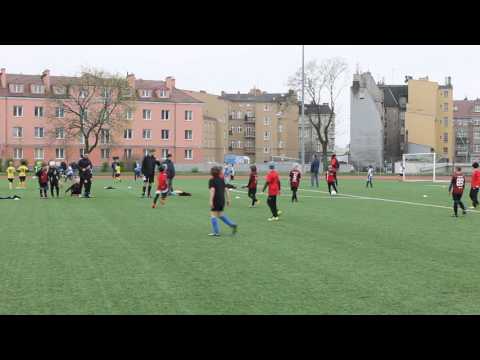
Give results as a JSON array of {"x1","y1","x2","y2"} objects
[
  {"x1": 6, "y1": 162, "x2": 16, "y2": 190},
  {"x1": 114, "y1": 163, "x2": 121, "y2": 183},
  {"x1": 17, "y1": 161, "x2": 29, "y2": 189}
]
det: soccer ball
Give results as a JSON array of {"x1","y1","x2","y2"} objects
[
  {"x1": 235, "y1": 196, "x2": 241, "y2": 199},
  {"x1": 331, "y1": 190, "x2": 337, "y2": 196}
]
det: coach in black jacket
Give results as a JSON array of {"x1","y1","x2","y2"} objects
[
  {"x1": 141, "y1": 149, "x2": 160, "y2": 198},
  {"x1": 163, "y1": 153, "x2": 176, "y2": 195},
  {"x1": 78, "y1": 153, "x2": 93, "y2": 198}
]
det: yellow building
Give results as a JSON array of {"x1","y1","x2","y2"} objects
[{"x1": 405, "y1": 76, "x2": 454, "y2": 161}]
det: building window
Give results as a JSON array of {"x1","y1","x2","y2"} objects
[
  {"x1": 474, "y1": 104, "x2": 480, "y2": 113},
  {"x1": 101, "y1": 148, "x2": 110, "y2": 159},
  {"x1": 56, "y1": 128, "x2": 65, "y2": 139},
  {"x1": 13, "y1": 148, "x2": 23, "y2": 160},
  {"x1": 185, "y1": 130, "x2": 193, "y2": 140},
  {"x1": 13, "y1": 105, "x2": 23, "y2": 117},
  {"x1": 100, "y1": 130, "x2": 110, "y2": 144},
  {"x1": 161, "y1": 129, "x2": 169, "y2": 140},
  {"x1": 124, "y1": 148, "x2": 132, "y2": 160},
  {"x1": 34, "y1": 106, "x2": 44, "y2": 118},
  {"x1": 264, "y1": 131, "x2": 270, "y2": 140},
  {"x1": 443, "y1": 117, "x2": 448, "y2": 127},
  {"x1": 185, "y1": 110, "x2": 193, "y2": 121},
  {"x1": 143, "y1": 109, "x2": 151, "y2": 120},
  {"x1": 53, "y1": 86, "x2": 66, "y2": 95},
  {"x1": 79, "y1": 89, "x2": 88, "y2": 99},
  {"x1": 159, "y1": 89, "x2": 167, "y2": 97},
  {"x1": 161, "y1": 149, "x2": 169, "y2": 159},
  {"x1": 161, "y1": 110, "x2": 170, "y2": 120},
  {"x1": 55, "y1": 148, "x2": 65, "y2": 159},
  {"x1": 140, "y1": 89, "x2": 152, "y2": 98},
  {"x1": 55, "y1": 107, "x2": 65, "y2": 118},
  {"x1": 184, "y1": 149, "x2": 193, "y2": 160},
  {"x1": 34, "y1": 127, "x2": 44, "y2": 138},
  {"x1": 10, "y1": 84, "x2": 24, "y2": 93},
  {"x1": 101, "y1": 87, "x2": 111, "y2": 98},
  {"x1": 278, "y1": 141, "x2": 284, "y2": 149},
  {"x1": 264, "y1": 117, "x2": 271, "y2": 126},
  {"x1": 124, "y1": 129, "x2": 133, "y2": 139},
  {"x1": 143, "y1": 129, "x2": 152, "y2": 139},
  {"x1": 278, "y1": 124, "x2": 283, "y2": 133},
  {"x1": 474, "y1": 144, "x2": 480, "y2": 153},
  {"x1": 443, "y1": 132, "x2": 448, "y2": 143},
  {"x1": 126, "y1": 109, "x2": 133, "y2": 120},
  {"x1": 443, "y1": 90, "x2": 448, "y2": 97},
  {"x1": 264, "y1": 104, "x2": 270, "y2": 111},
  {"x1": 13, "y1": 126, "x2": 23, "y2": 138},
  {"x1": 443, "y1": 147, "x2": 448, "y2": 154},
  {"x1": 264, "y1": 146, "x2": 270, "y2": 153},
  {"x1": 443, "y1": 103, "x2": 448, "y2": 112},
  {"x1": 34, "y1": 148, "x2": 44, "y2": 160},
  {"x1": 32, "y1": 85, "x2": 45, "y2": 94}
]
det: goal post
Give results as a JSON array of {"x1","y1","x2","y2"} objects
[{"x1": 401, "y1": 152, "x2": 450, "y2": 183}]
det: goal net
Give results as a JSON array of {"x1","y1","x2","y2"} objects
[{"x1": 401, "y1": 153, "x2": 451, "y2": 182}]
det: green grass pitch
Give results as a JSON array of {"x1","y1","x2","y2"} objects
[{"x1": 0, "y1": 175, "x2": 479, "y2": 314}]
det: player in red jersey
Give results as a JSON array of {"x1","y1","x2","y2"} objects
[
  {"x1": 326, "y1": 165, "x2": 338, "y2": 195},
  {"x1": 330, "y1": 154, "x2": 340, "y2": 186},
  {"x1": 469, "y1": 162, "x2": 480, "y2": 209},
  {"x1": 152, "y1": 165, "x2": 169, "y2": 208},
  {"x1": 262, "y1": 163, "x2": 282, "y2": 221},
  {"x1": 243, "y1": 165, "x2": 259, "y2": 208},
  {"x1": 448, "y1": 167, "x2": 467, "y2": 217},
  {"x1": 289, "y1": 164, "x2": 301, "y2": 203}
]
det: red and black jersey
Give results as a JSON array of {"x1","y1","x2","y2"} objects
[
  {"x1": 450, "y1": 172, "x2": 466, "y2": 195},
  {"x1": 326, "y1": 170, "x2": 335, "y2": 184},
  {"x1": 289, "y1": 169, "x2": 301, "y2": 188},
  {"x1": 247, "y1": 171, "x2": 258, "y2": 189},
  {"x1": 156, "y1": 172, "x2": 168, "y2": 192}
]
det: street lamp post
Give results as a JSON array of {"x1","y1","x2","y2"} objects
[{"x1": 301, "y1": 45, "x2": 305, "y2": 172}]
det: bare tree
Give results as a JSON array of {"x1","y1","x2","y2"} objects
[
  {"x1": 47, "y1": 68, "x2": 135, "y2": 158},
  {"x1": 288, "y1": 58, "x2": 348, "y2": 170}
]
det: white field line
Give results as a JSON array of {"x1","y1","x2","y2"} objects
[
  {"x1": 299, "y1": 188, "x2": 480, "y2": 214},
  {"x1": 229, "y1": 189, "x2": 356, "y2": 199}
]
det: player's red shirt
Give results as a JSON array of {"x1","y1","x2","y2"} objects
[
  {"x1": 248, "y1": 171, "x2": 258, "y2": 189},
  {"x1": 289, "y1": 169, "x2": 301, "y2": 188},
  {"x1": 156, "y1": 172, "x2": 168, "y2": 191},
  {"x1": 265, "y1": 170, "x2": 280, "y2": 196},
  {"x1": 450, "y1": 173, "x2": 466, "y2": 195},
  {"x1": 331, "y1": 157, "x2": 339, "y2": 170},
  {"x1": 326, "y1": 170, "x2": 335, "y2": 184},
  {"x1": 471, "y1": 169, "x2": 480, "y2": 188}
]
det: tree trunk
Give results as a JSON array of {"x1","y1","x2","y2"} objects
[{"x1": 322, "y1": 143, "x2": 329, "y2": 171}]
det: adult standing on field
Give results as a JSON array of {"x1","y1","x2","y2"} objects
[
  {"x1": 78, "y1": 153, "x2": 93, "y2": 198},
  {"x1": 310, "y1": 154, "x2": 320, "y2": 187},
  {"x1": 469, "y1": 162, "x2": 480, "y2": 209},
  {"x1": 163, "y1": 153, "x2": 176, "y2": 195},
  {"x1": 141, "y1": 149, "x2": 159, "y2": 198},
  {"x1": 330, "y1": 154, "x2": 340, "y2": 186}
]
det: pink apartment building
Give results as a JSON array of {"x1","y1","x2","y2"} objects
[{"x1": 0, "y1": 68, "x2": 204, "y2": 167}]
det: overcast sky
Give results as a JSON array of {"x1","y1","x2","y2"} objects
[{"x1": 2, "y1": 45, "x2": 479, "y2": 147}]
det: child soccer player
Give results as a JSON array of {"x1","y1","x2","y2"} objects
[
  {"x1": 208, "y1": 166, "x2": 238, "y2": 236},
  {"x1": 36, "y1": 163, "x2": 49, "y2": 198},
  {"x1": 469, "y1": 162, "x2": 480, "y2": 209},
  {"x1": 449, "y1": 167, "x2": 467, "y2": 217},
  {"x1": 6, "y1": 161, "x2": 16, "y2": 190},
  {"x1": 65, "y1": 165, "x2": 74, "y2": 181},
  {"x1": 223, "y1": 163, "x2": 233, "y2": 185},
  {"x1": 65, "y1": 177, "x2": 82, "y2": 197},
  {"x1": 262, "y1": 163, "x2": 282, "y2": 221},
  {"x1": 134, "y1": 161, "x2": 142, "y2": 182},
  {"x1": 48, "y1": 162, "x2": 61, "y2": 198},
  {"x1": 244, "y1": 165, "x2": 259, "y2": 208},
  {"x1": 114, "y1": 163, "x2": 121, "y2": 183},
  {"x1": 289, "y1": 164, "x2": 301, "y2": 203},
  {"x1": 326, "y1": 165, "x2": 338, "y2": 195},
  {"x1": 366, "y1": 165, "x2": 374, "y2": 188},
  {"x1": 152, "y1": 165, "x2": 168, "y2": 208},
  {"x1": 17, "y1": 161, "x2": 29, "y2": 189}
]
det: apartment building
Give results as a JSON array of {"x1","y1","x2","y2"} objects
[
  {"x1": 0, "y1": 68, "x2": 203, "y2": 166},
  {"x1": 298, "y1": 103, "x2": 335, "y2": 162},
  {"x1": 183, "y1": 89, "x2": 228, "y2": 163},
  {"x1": 453, "y1": 98, "x2": 480, "y2": 162},
  {"x1": 219, "y1": 88, "x2": 299, "y2": 163}
]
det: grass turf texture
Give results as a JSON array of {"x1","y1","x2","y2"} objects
[{"x1": 0, "y1": 176, "x2": 479, "y2": 314}]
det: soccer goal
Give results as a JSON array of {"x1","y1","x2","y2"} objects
[{"x1": 401, "y1": 153, "x2": 451, "y2": 182}]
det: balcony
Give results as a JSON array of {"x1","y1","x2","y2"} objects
[
  {"x1": 244, "y1": 114, "x2": 255, "y2": 123},
  {"x1": 244, "y1": 147, "x2": 255, "y2": 154},
  {"x1": 244, "y1": 133, "x2": 255, "y2": 139}
]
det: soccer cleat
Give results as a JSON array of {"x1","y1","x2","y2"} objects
[
  {"x1": 232, "y1": 225, "x2": 238, "y2": 235},
  {"x1": 268, "y1": 217, "x2": 279, "y2": 221},
  {"x1": 451, "y1": 214, "x2": 458, "y2": 217},
  {"x1": 152, "y1": 203, "x2": 157, "y2": 209},
  {"x1": 469, "y1": 206, "x2": 475, "y2": 209},
  {"x1": 208, "y1": 233, "x2": 220, "y2": 236}
]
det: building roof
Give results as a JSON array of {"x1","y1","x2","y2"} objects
[
  {"x1": 220, "y1": 92, "x2": 292, "y2": 103},
  {"x1": 453, "y1": 99, "x2": 480, "y2": 118},
  {"x1": 300, "y1": 103, "x2": 331, "y2": 115},
  {"x1": 379, "y1": 85, "x2": 408, "y2": 108},
  {"x1": 0, "y1": 72, "x2": 200, "y2": 103}
]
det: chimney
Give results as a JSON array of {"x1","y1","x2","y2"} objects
[
  {"x1": 165, "y1": 76, "x2": 176, "y2": 90},
  {"x1": 127, "y1": 72, "x2": 136, "y2": 89},
  {"x1": 0, "y1": 68, "x2": 6, "y2": 88},
  {"x1": 41, "y1": 69, "x2": 50, "y2": 89}
]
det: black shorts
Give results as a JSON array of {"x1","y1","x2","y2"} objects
[
  {"x1": 19, "y1": 176, "x2": 26, "y2": 182},
  {"x1": 291, "y1": 185, "x2": 298, "y2": 191},
  {"x1": 248, "y1": 188, "x2": 257, "y2": 196},
  {"x1": 115, "y1": 173, "x2": 121, "y2": 178},
  {"x1": 8, "y1": 178, "x2": 13, "y2": 183},
  {"x1": 452, "y1": 192, "x2": 464, "y2": 201},
  {"x1": 211, "y1": 202, "x2": 225, "y2": 212},
  {"x1": 144, "y1": 174, "x2": 154, "y2": 183}
]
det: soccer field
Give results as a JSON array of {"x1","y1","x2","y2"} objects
[{"x1": 0, "y1": 175, "x2": 479, "y2": 314}]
